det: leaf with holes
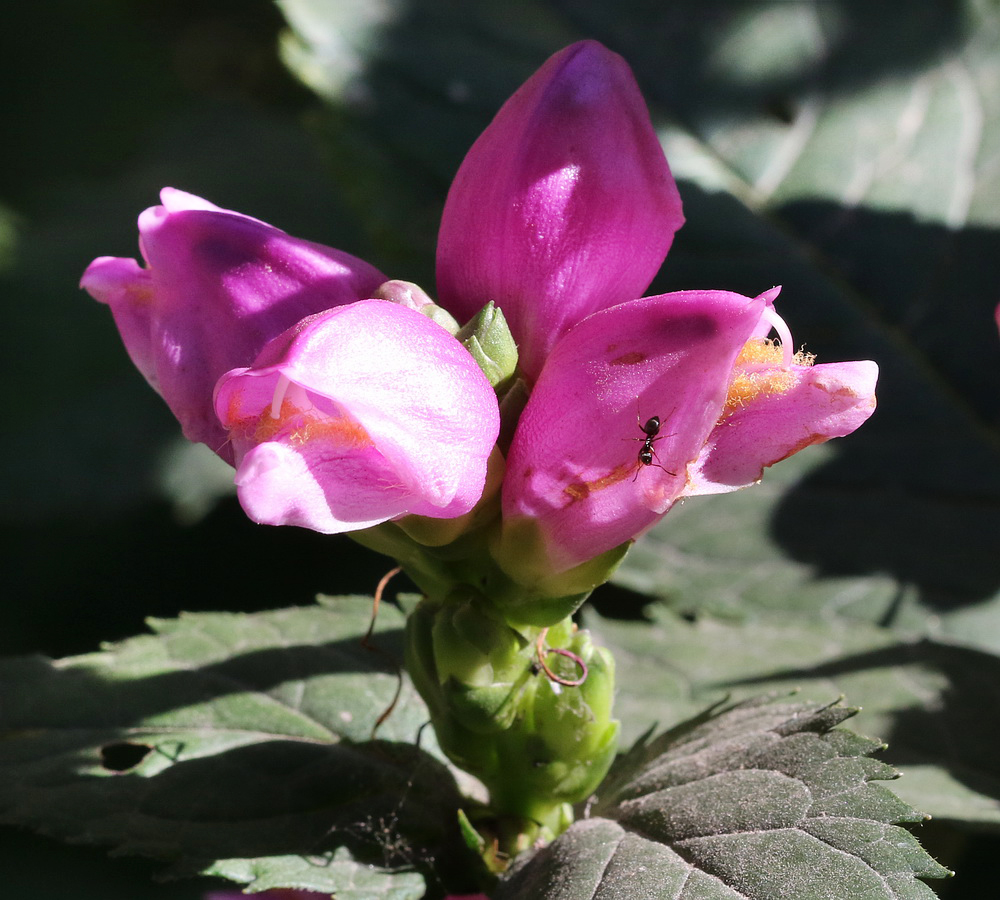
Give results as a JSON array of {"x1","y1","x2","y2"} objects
[
  {"x1": 0, "y1": 596, "x2": 473, "y2": 898},
  {"x1": 495, "y1": 697, "x2": 949, "y2": 900}
]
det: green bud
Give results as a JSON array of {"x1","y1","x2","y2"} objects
[
  {"x1": 456, "y1": 302, "x2": 519, "y2": 391},
  {"x1": 496, "y1": 375, "x2": 529, "y2": 454},
  {"x1": 406, "y1": 590, "x2": 533, "y2": 736},
  {"x1": 528, "y1": 636, "x2": 619, "y2": 800},
  {"x1": 406, "y1": 596, "x2": 619, "y2": 836}
]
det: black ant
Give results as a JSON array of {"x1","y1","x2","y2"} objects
[{"x1": 631, "y1": 411, "x2": 676, "y2": 480}]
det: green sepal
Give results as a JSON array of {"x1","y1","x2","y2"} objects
[
  {"x1": 431, "y1": 593, "x2": 530, "y2": 734},
  {"x1": 457, "y1": 301, "x2": 519, "y2": 391},
  {"x1": 489, "y1": 518, "x2": 632, "y2": 626},
  {"x1": 404, "y1": 598, "x2": 619, "y2": 836},
  {"x1": 489, "y1": 633, "x2": 619, "y2": 814}
]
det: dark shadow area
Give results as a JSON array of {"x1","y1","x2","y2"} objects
[
  {"x1": 932, "y1": 828, "x2": 1000, "y2": 899},
  {"x1": 5, "y1": 735, "x2": 468, "y2": 895},
  {"x1": 0, "y1": 628, "x2": 408, "y2": 724},
  {"x1": 587, "y1": 582, "x2": 657, "y2": 621},
  {"x1": 713, "y1": 638, "x2": 1000, "y2": 813},
  {"x1": 0, "y1": 629, "x2": 477, "y2": 895},
  {"x1": 763, "y1": 202, "x2": 1000, "y2": 609},
  {"x1": 552, "y1": 0, "x2": 968, "y2": 121},
  {"x1": 1, "y1": 497, "x2": 404, "y2": 657},
  {"x1": 0, "y1": 0, "x2": 311, "y2": 211},
  {"x1": 2, "y1": 827, "x2": 214, "y2": 900}
]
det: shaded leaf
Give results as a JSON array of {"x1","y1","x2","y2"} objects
[
  {"x1": 497, "y1": 698, "x2": 948, "y2": 900},
  {"x1": 0, "y1": 597, "x2": 470, "y2": 897},
  {"x1": 587, "y1": 607, "x2": 1000, "y2": 828}
]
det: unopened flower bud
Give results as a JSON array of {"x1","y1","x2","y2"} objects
[
  {"x1": 456, "y1": 302, "x2": 519, "y2": 391},
  {"x1": 373, "y1": 279, "x2": 460, "y2": 334}
]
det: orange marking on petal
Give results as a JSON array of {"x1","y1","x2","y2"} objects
[
  {"x1": 127, "y1": 282, "x2": 155, "y2": 305},
  {"x1": 226, "y1": 395, "x2": 372, "y2": 450},
  {"x1": 287, "y1": 416, "x2": 371, "y2": 448},
  {"x1": 609, "y1": 350, "x2": 646, "y2": 366},
  {"x1": 564, "y1": 463, "x2": 634, "y2": 503}
]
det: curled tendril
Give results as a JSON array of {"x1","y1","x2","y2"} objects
[
  {"x1": 363, "y1": 566, "x2": 404, "y2": 737},
  {"x1": 534, "y1": 627, "x2": 588, "y2": 687}
]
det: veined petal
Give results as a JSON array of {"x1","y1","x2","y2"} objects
[
  {"x1": 82, "y1": 188, "x2": 386, "y2": 461},
  {"x1": 436, "y1": 41, "x2": 684, "y2": 381},
  {"x1": 687, "y1": 358, "x2": 879, "y2": 495},
  {"x1": 215, "y1": 300, "x2": 500, "y2": 533},
  {"x1": 498, "y1": 290, "x2": 766, "y2": 576}
]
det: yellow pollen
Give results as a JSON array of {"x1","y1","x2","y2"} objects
[
  {"x1": 285, "y1": 416, "x2": 371, "y2": 448},
  {"x1": 723, "y1": 339, "x2": 815, "y2": 411},
  {"x1": 228, "y1": 397, "x2": 372, "y2": 449}
]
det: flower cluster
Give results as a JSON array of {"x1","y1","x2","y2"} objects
[
  {"x1": 82, "y1": 38, "x2": 881, "y2": 862},
  {"x1": 82, "y1": 41, "x2": 877, "y2": 590}
]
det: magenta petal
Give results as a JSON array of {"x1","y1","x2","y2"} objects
[
  {"x1": 215, "y1": 300, "x2": 500, "y2": 533},
  {"x1": 436, "y1": 41, "x2": 684, "y2": 381},
  {"x1": 235, "y1": 441, "x2": 416, "y2": 532},
  {"x1": 80, "y1": 256, "x2": 157, "y2": 388},
  {"x1": 687, "y1": 360, "x2": 879, "y2": 495},
  {"x1": 82, "y1": 188, "x2": 386, "y2": 461},
  {"x1": 501, "y1": 290, "x2": 766, "y2": 573}
]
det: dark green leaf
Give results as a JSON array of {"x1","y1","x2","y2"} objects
[
  {"x1": 0, "y1": 597, "x2": 470, "y2": 897},
  {"x1": 587, "y1": 607, "x2": 1000, "y2": 828},
  {"x1": 496, "y1": 698, "x2": 948, "y2": 900}
]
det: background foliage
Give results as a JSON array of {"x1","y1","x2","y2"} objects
[{"x1": 2, "y1": 0, "x2": 999, "y2": 896}]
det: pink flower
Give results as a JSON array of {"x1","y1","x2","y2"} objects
[
  {"x1": 436, "y1": 41, "x2": 684, "y2": 383},
  {"x1": 214, "y1": 301, "x2": 499, "y2": 532},
  {"x1": 428, "y1": 40, "x2": 879, "y2": 580},
  {"x1": 495, "y1": 287, "x2": 877, "y2": 577},
  {"x1": 81, "y1": 188, "x2": 385, "y2": 462},
  {"x1": 83, "y1": 40, "x2": 876, "y2": 559}
]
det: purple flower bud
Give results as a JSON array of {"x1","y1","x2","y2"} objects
[{"x1": 436, "y1": 41, "x2": 684, "y2": 382}]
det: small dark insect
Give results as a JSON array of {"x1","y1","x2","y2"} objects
[{"x1": 632, "y1": 412, "x2": 676, "y2": 479}]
